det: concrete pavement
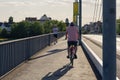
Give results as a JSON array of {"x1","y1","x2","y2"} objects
[{"x1": 1, "y1": 37, "x2": 97, "y2": 80}]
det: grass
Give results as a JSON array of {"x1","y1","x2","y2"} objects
[{"x1": 0, "y1": 38, "x2": 9, "y2": 42}]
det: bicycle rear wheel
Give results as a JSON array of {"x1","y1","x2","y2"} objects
[{"x1": 70, "y1": 53, "x2": 74, "y2": 66}]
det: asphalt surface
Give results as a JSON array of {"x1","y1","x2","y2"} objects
[{"x1": 1, "y1": 37, "x2": 96, "y2": 80}]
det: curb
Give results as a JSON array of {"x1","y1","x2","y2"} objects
[{"x1": 81, "y1": 38, "x2": 120, "y2": 80}]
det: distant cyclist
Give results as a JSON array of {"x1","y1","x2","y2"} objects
[
  {"x1": 52, "y1": 24, "x2": 59, "y2": 44},
  {"x1": 65, "y1": 22, "x2": 79, "y2": 59}
]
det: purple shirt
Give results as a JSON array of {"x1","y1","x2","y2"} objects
[{"x1": 66, "y1": 26, "x2": 78, "y2": 41}]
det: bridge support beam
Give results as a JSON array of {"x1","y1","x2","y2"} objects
[
  {"x1": 103, "y1": 0, "x2": 116, "y2": 80},
  {"x1": 79, "y1": 0, "x2": 82, "y2": 45}
]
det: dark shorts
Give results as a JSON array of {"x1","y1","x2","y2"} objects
[
  {"x1": 53, "y1": 34, "x2": 58, "y2": 38},
  {"x1": 67, "y1": 41, "x2": 77, "y2": 47}
]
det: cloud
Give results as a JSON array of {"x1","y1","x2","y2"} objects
[
  {"x1": 42, "y1": 0, "x2": 73, "y2": 6},
  {"x1": 83, "y1": 0, "x2": 120, "y2": 7},
  {"x1": 0, "y1": 1, "x2": 36, "y2": 7},
  {"x1": 82, "y1": 0, "x2": 102, "y2": 6},
  {"x1": 0, "y1": 0, "x2": 74, "y2": 7},
  {"x1": 117, "y1": 0, "x2": 120, "y2": 7}
]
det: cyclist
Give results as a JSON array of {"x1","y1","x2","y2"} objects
[{"x1": 65, "y1": 22, "x2": 79, "y2": 59}]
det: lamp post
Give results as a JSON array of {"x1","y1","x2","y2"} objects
[{"x1": 79, "y1": 0, "x2": 81, "y2": 45}]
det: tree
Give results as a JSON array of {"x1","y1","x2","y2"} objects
[
  {"x1": 1, "y1": 28, "x2": 8, "y2": 38},
  {"x1": 29, "y1": 21, "x2": 44, "y2": 36},
  {"x1": 0, "y1": 27, "x2": 2, "y2": 36},
  {"x1": 8, "y1": 16, "x2": 13, "y2": 24},
  {"x1": 117, "y1": 19, "x2": 120, "y2": 35},
  {"x1": 10, "y1": 19, "x2": 66, "y2": 39},
  {"x1": 43, "y1": 21, "x2": 53, "y2": 33},
  {"x1": 10, "y1": 21, "x2": 45, "y2": 38},
  {"x1": 11, "y1": 21, "x2": 29, "y2": 38},
  {"x1": 57, "y1": 21, "x2": 66, "y2": 31}
]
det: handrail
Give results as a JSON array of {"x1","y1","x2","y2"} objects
[{"x1": 0, "y1": 32, "x2": 65, "y2": 78}]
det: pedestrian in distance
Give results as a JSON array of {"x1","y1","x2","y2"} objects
[{"x1": 52, "y1": 24, "x2": 59, "y2": 45}]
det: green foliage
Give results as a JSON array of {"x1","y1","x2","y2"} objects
[
  {"x1": 57, "y1": 21, "x2": 66, "y2": 31},
  {"x1": 11, "y1": 21, "x2": 29, "y2": 38},
  {"x1": 11, "y1": 21, "x2": 45, "y2": 38},
  {"x1": 43, "y1": 20, "x2": 66, "y2": 33},
  {"x1": 1, "y1": 29, "x2": 8, "y2": 38},
  {"x1": 116, "y1": 19, "x2": 120, "y2": 35},
  {"x1": 29, "y1": 21, "x2": 44, "y2": 36},
  {"x1": 0, "y1": 27, "x2": 2, "y2": 34},
  {"x1": 10, "y1": 19, "x2": 66, "y2": 39},
  {"x1": 0, "y1": 27, "x2": 2, "y2": 37},
  {"x1": 43, "y1": 21, "x2": 52, "y2": 33}
]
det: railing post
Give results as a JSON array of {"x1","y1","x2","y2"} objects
[{"x1": 48, "y1": 33, "x2": 51, "y2": 46}]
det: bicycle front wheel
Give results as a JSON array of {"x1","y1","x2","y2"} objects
[{"x1": 70, "y1": 54, "x2": 74, "y2": 66}]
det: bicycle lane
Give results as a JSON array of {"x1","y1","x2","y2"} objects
[{"x1": 1, "y1": 37, "x2": 97, "y2": 80}]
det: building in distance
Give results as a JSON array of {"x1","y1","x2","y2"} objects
[{"x1": 25, "y1": 14, "x2": 52, "y2": 23}]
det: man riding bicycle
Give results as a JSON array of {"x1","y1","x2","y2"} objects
[{"x1": 65, "y1": 22, "x2": 79, "y2": 59}]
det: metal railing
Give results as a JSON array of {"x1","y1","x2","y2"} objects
[{"x1": 0, "y1": 32, "x2": 65, "y2": 77}]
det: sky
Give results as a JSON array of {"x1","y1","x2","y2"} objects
[{"x1": 0, "y1": 0, "x2": 120, "y2": 25}]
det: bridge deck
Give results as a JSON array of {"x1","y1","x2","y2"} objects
[{"x1": 1, "y1": 37, "x2": 97, "y2": 80}]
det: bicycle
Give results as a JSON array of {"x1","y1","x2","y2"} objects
[{"x1": 69, "y1": 45, "x2": 76, "y2": 67}]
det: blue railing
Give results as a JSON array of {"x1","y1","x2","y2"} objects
[{"x1": 0, "y1": 32, "x2": 65, "y2": 77}]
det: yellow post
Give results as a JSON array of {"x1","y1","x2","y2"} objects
[{"x1": 73, "y1": 2, "x2": 78, "y2": 24}]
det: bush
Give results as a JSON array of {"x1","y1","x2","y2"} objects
[{"x1": 1, "y1": 29, "x2": 8, "y2": 38}]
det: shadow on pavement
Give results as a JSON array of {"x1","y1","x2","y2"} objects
[
  {"x1": 47, "y1": 48, "x2": 67, "y2": 54},
  {"x1": 29, "y1": 48, "x2": 67, "y2": 61},
  {"x1": 41, "y1": 63, "x2": 73, "y2": 80}
]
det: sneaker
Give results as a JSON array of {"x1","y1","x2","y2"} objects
[{"x1": 74, "y1": 54, "x2": 77, "y2": 59}]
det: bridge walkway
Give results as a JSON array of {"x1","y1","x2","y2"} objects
[{"x1": 1, "y1": 36, "x2": 97, "y2": 80}]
